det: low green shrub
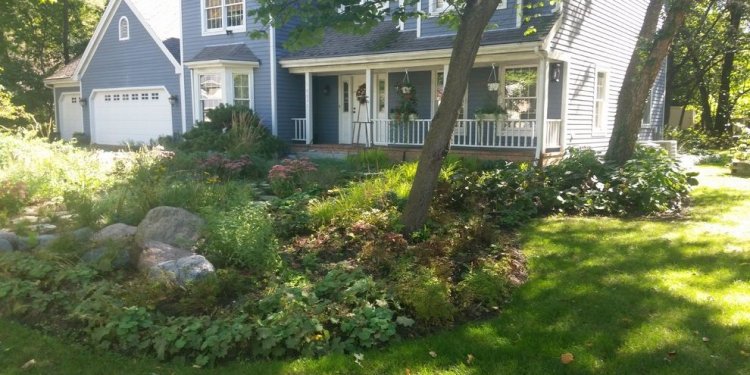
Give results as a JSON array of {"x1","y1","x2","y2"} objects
[
  {"x1": 393, "y1": 264, "x2": 454, "y2": 325},
  {"x1": 267, "y1": 158, "x2": 318, "y2": 197},
  {"x1": 202, "y1": 203, "x2": 280, "y2": 273},
  {"x1": 457, "y1": 257, "x2": 512, "y2": 311},
  {"x1": 665, "y1": 127, "x2": 734, "y2": 154}
]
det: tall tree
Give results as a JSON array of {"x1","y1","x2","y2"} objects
[
  {"x1": 713, "y1": 0, "x2": 745, "y2": 134},
  {"x1": 605, "y1": 0, "x2": 691, "y2": 164}
]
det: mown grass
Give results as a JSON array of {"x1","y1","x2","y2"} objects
[{"x1": 1, "y1": 166, "x2": 749, "y2": 374}]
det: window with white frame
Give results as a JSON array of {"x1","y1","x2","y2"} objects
[
  {"x1": 504, "y1": 67, "x2": 537, "y2": 120},
  {"x1": 233, "y1": 73, "x2": 250, "y2": 107},
  {"x1": 497, "y1": 0, "x2": 507, "y2": 9},
  {"x1": 203, "y1": 0, "x2": 246, "y2": 34},
  {"x1": 200, "y1": 74, "x2": 222, "y2": 120},
  {"x1": 119, "y1": 17, "x2": 129, "y2": 40},
  {"x1": 642, "y1": 89, "x2": 653, "y2": 127},
  {"x1": 434, "y1": 71, "x2": 444, "y2": 114},
  {"x1": 429, "y1": 0, "x2": 449, "y2": 15},
  {"x1": 593, "y1": 71, "x2": 608, "y2": 131}
]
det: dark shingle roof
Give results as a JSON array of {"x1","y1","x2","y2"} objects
[
  {"x1": 163, "y1": 38, "x2": 181, "y2": 61},
  {"x1": 186, "y1": 44, "x2": 260, "y2": 63},
  {"x1": 284, "y1": 15, "x2": 558, "y2": 61},
  {"x1": 47, "y1": 57, "x2": 81, "y2": 80}
]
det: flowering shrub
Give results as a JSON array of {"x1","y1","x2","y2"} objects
[
  {"x1": 199, "y1": 153, "x2": 253, "y2": 180},
  {"x1": 267, "y1": 158, "x2": 317, "y2": 197}
]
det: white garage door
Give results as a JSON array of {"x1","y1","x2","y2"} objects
[
  {"x1": 92, "y1": 89, "x2": 173, "y2": 145},
  {"x1": 59, "y1": 93, "x2": 84, "y2": 141}
]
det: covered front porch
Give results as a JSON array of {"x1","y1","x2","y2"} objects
[{"x1": 284, "y1": 50, "x2": 568, "y2": 160}]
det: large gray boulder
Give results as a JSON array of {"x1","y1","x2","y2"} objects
[
  {"x1": 0, "y1": 238, "x2": 12, "y2": 253},
  {"x1": 175, "y1": 255, "x2": 215, "y2": 284},
  {"x1": 0, "y1": 231, "x2": 18, "y2": 250},
  {"x1": 72, "y1": 227, "x2": 95, "y2": 243},
  {"x1": 35, "y1": 234, "x2": 59, "y2": 250},
  {"x1": 137, "y1": 241, "x2": 193, "y2": 274},
  {"x1": 92, "y1": 223, "x2": 137, "y2": 244},
  {"x1": 135, "y1": 207, "x2": 204, "y2": 249}
]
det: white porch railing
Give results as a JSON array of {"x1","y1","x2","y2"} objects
[
  {"x1": 372, "y1": 118, "x2": 537, "y2": 149},
  {"x1": 292, "y1": 118, "x2": 306, "y2": 141},
  {"x1": 545, "y1": 119, "x2": 563, "y2": 149}
]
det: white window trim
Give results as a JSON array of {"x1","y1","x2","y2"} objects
[
  {"x1": 498, "y1": 0, "x2": 508, "y2": 9},
  {"x1": 118, "y1": 16, "x2": 129, "y2": 41},
  {"x1": 201, "y1": 0, "x2": 247, "y2": 37},
  {"x1": 191, "y1": 66, "x2": 255, "y2": 122},
  {"x1": 428, "y1": 0, "x2": 450, "y2": 16},
  {"x1": 592, "y1": 68, "x2": 609, "y2": 134},
  {"x1": 516, "y1": 0, "x2": 523, "y2": 28}
]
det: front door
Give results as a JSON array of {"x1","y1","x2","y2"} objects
[{"x1": 339, "y1": 75, "x2": 367, "y2": 144}]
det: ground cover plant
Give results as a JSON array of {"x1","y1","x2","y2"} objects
[
  {"x1": 0, "y1": 119, "x2": 701, "y2": 368},
  {"x1": 1, "y1": 166, "x2": 746, "y2": 374}
]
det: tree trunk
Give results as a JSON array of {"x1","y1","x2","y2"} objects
[
  {"x1": 712, "y1": 0, "x2": 742, "y2": 135},
  {"x1": 605, "y1": 0, "x2": 691, "y2": 165},
  {"x1": 698, "y1": 80, "x2": 714, "y2": 130},
  {"x1": 664, "y1": 50, "x2": 675, "y2": 127},
  {"x1": 62, "y1": 0, "x2": 70, "y2": 64},
  {"x1": 400, "y1": 0, "x2": 501, "y2": 233}
]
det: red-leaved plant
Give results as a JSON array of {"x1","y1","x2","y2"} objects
[{"x1": 267, "y1": 158, "x2": 317, "y2": 197}]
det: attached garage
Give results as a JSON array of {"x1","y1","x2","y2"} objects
[
  {"x1": 58, "y1": 93, "x2": 84, "y2": 140},
  {"x1": 91, "y1": 87, "x2": 173, "y2": 145}
]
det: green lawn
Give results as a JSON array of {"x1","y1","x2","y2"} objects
[{"x1": 1, "y1": 166, "x2": 748, "y2": 374}]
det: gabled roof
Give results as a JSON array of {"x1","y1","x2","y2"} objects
[
  {"x1": 283, "y1": 14, "x2": 559, "y2": 62},
  {"x1": 71, "y1": 0, "x2": 181, "y2": 81},
  {"x1": 186, "y1": 44, "x2": 260, "y2": 63}
]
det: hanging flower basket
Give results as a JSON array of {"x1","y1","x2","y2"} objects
[
  {"x1": 487, "y1": 82, "x2": 500, "y2": 91},
  {"x1": 356, "y1": 83, "x2": 368, "y2": 104},
  {"x1": 487, "y1": 64, "x2": 499, "y2": 92}
]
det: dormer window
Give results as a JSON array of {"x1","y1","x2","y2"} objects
[
  {"x1": 429, "y1": 0, "x2": 449, "y2": 15},
  {"x1": 203, "y1": 0, "x2": 246, "y2": 35},
  {"x1": 119, "y1": 16, "x2": 129, "y2": 40}
]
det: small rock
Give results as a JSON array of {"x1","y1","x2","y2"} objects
[
  {"x1": 92, "y1": 223, "x2": 137, "y2": 244},
  {"x1": 135, "y1": 207, "x2": 204, "y2": 249},
  {"x1": 175, "y1": 255, "x2": 215, "y2": 284},
  {"x1": 137, "y1": 241, "x2": 193, "y2": 275},
  {"x1": 80, "y1": 246, "x2": 132, "y2": 270},
  {"x1": 32, "y1": 223, "x2": 58, "y2": 234},
  {"x1": 36, "y1": 234, "x2": 59, "y2": 249},
  {"x1": 0, "y1": 238, "x2": 13, "y2": 253},
  {"x1": 11, "y1": 216, "x2": 39, "y2": 225},
  {"x1": 72, "y1": 227, "x2": 95, "y2": 243}
]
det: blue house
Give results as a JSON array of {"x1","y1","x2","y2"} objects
[{"x1": 46, "y1": 0, "x2": 666, "y2": 161}]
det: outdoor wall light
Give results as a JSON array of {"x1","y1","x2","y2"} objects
[
  {"x1": 79, "y1": 98, "x2": 88, "y2": 107},
  {"x1": 551, "y1": 63, "x2": 562, "y2": 83},
  {"x1": 226, "y1": 29, "x2": 233, "y2": 35},
  {"x1": 169, "y1": 95, "x2": 179, "y2": 106}
]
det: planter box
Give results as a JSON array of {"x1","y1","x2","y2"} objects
[{"x1": 730, "y1": 160, "x2": 750, "y2": 177}]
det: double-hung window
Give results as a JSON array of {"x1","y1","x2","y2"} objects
[
  {"x1": 642, "y1": 89, "x2": 653, "y2": 127},
  {"x1": 593, "y1": 71, "x2": 608, "y2": 131},
  {"x1": 429, "y1": 0, "x2": 449, "y2": 15},
  {"x1": 203, "y1": 0, "x2": 246, "y2": 35},
  {"x1": 504, "y1": 67, "x2": 538, "y2": 120},
  {"x1": 200, "y1": 74, "x2": 222, "y2": 120},
  {"x1": 193, "y1": 68, "x2": 255, "y2": 121},
  {"x1": 233, "y1": 73, "x2": 250, "y2": 108}
]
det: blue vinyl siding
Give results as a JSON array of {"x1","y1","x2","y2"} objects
[
  {"x1": 549, "y1": 0, "x2": 662, "y2": 151},
  {"x1": 81, "y1": 2, "x2": 181, "y2": 136},
  {"x1": 420, "y1": 0, "x2": 521, "y2": 38},
  {"x1": 467, "y1": 67, "x2": 499, "y2": 118},
  {"x1": 388, "y1": 71, "x2": 431, "y2": 118},
  {"x1": 275, "y1": 20, "x2": 307, "y2": 141},
  {"x1": 313, "y1": 76, "x2": 339, "y2": 144},
  {"x1": 53, "y1": 86, "x2": 81, "y2": 131}
]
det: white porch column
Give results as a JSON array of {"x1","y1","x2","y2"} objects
[
  {"x1": 304, "y1": 72, "x2": 313, "y2": 145},
  {"x1": 365, "y1": 68, "x2": 373, "y2": 146},
  {"x1": 443, "y1": 64, "x2": 449, "y2": 86},
  {"x1": 535, "y1": 57, "x2": 548, "y2": 161}
]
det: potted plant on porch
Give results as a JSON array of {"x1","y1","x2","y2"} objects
[
  {"x1": 474, "y1": 103, "x2": 507, "y2": 123},
  {"x1": 390, "y1": 82, "x2": 418, "y2": 124}
]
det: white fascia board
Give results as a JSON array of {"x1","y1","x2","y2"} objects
[
  {"x1": 541, "y1": 14, "x2": 563, "y2": 52},
  {"x1": 184, "y1": 60, "x2": 260, "y2": 69},
  {"x1": 123, "y1": 0, "x2": 181, "y2": 73},
  {"x1": 43, "y1": 79, "x2": 80, "y2": 87},
  {"x1": 281, "y1": 42, "x2": 541, "y2": 69},
  {"x1": 75, "y1": 0, "x2": 182, "y2": 79},
  {"x1": 282, "y1": 43, "x2": 543, "y2": 73}
]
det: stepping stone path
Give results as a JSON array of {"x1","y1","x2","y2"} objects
[{"x1": 1, "y1": 205, "x2": 215, "y2": 285}]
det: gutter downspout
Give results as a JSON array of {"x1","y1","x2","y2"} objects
[{"x1": 269, "y1": 24, "x2": 278, "y2": 136}]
